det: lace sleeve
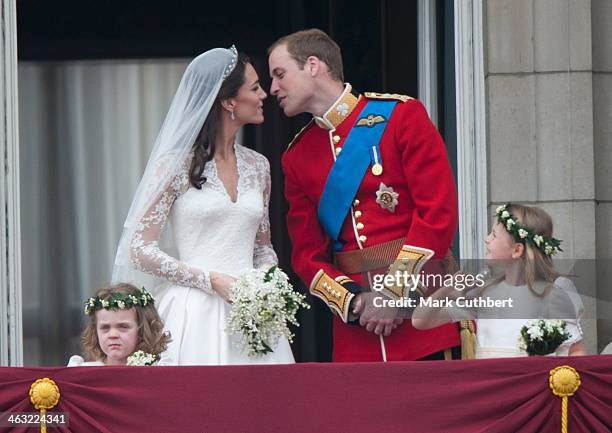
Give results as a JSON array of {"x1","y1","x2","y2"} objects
[
  {"x1": 253, "y1": 156, "x2": 278, "y2": 270},
  {"x1": 129, "y1": 159, "x2": 214, "y2": 293}
]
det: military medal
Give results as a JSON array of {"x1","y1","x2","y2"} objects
[
  {"x1": 371, "y1": 146, "x2": 383, "y2": 176},
  {"x1": 375, "y1": 182, "x2": 399, "y2": 212}
]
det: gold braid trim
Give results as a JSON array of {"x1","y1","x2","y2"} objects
[
  {"x1": 380, "y1": 245, "x2": 434, "y2": 300},
  {"x1": 364, "y1": 92, "x2": 414, "y2": 103},
  {"x1": 310, "y1": 270, "x2": 355, "y2": 323}
]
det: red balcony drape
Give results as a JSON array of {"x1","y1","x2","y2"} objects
[{"x1": 1, "y1": 355, "x2": 611, "y2": 433}]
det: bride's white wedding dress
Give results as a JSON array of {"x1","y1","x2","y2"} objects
[{"x1": 130, "y1": 143, "x2": 294, "y2": 365}]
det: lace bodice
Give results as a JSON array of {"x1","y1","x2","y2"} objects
[{"x1": 130, "y1": 144, "x2": 278, "y2": 293}]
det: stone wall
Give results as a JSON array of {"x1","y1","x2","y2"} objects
[
  {"x1": 592, "y1": 0, "x2": 612, "y2": 350},
  {"x1": 484, "y1": 0, "x2": 604, "y2": 352}
]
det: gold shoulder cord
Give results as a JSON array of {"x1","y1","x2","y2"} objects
[{"x1": 364, "y1": 92, "x2": 414, "y2": 103}]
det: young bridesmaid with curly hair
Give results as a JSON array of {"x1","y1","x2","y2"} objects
[{"x1": 68, "y1": 283, "x2": 171, "y2": 366}]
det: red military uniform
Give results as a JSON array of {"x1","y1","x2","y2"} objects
[{"x1": 282, "y1": 84, "x2": 460, "y2": 361}]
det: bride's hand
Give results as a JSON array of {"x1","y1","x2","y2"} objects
[{"x1": 210, "y1": 272, "x2": 236, "y2": 303}]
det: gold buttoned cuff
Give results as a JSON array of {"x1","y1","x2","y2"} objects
[
  {"x1": 310, "y1": 270, "x2": 355, "y2": 323},
  {"x1": 380, "y1": 245, "x2": 434, "y2": 300}
]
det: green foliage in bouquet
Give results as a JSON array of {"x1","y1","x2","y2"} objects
[
  {"x1": 228, "y1": 266, "x2": 310, "y2": 357},
  {"x1": 518, "y1": 319, "x2": 571, "y2": 356}
]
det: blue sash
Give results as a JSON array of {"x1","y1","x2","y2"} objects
[{"x1": 318, "y1": 100, "x2": 397, "y2": 251}]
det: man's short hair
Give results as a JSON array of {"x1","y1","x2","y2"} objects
[{"x1": 268, "y1": 29, "x2": 344, "y2": 82}]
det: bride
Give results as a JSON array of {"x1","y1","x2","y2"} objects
[{"x1": 112, "y1": 46, "x2": 295, "y2": 365}]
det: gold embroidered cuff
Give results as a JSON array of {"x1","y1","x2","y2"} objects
[
  {"x1": 380, "y1": 245, "x2": 434, "y2": 300},
  {"x1": 310, "y1": 270, "x2": 355, "y2": 323},
  {"x1": 334, "y1": 275, "x2": 353, "y2": 286}
]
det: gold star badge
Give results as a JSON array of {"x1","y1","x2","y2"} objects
[{"x1": 375, "y1": 183, "x2": 399, "y2": 213}]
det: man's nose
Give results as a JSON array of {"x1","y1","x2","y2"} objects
[{"x1": 270, "y1": 79, "x2": 279, "y2": 95}]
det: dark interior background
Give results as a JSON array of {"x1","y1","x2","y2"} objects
[{"x1": 18, "y1": 0, "x2": 455, "y2": 362}]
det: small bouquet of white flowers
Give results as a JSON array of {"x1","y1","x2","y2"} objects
[
  {"x1": 227, "y1": 266, "x2": 310, "y2": 358},
  {"x1": 126, "y1": 350, "x2": 159, "y2": 366},
  {"x1": 518, "y1": 319, "x2": 571, "y2": 356}
]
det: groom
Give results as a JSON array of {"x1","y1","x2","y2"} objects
[{"x1": 268, "y1": 29, "x2": 460, "y2": 362}]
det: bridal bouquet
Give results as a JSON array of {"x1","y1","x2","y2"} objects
[
  {"x1": 518, "y1": 319, "x2": 571, "y2": 356},
  {"x1": 126, "y1": 350, "x2": 159, "y2": 366},
  {"x1": 227, "y1": 266, "x2": 309, "y2": 357}
]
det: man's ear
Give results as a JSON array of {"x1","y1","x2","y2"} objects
[{"x1": 305, "y1": 56, "x2": 321, "y2": 76}]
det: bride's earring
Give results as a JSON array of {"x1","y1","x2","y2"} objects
[{"x1": 230, "y1": 110, "x2": 235, "y2": 121}]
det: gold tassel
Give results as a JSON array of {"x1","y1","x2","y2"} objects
[
  {"x1": 460, "y1": 320, "x2": 477, "y2": 359},
  {"x1": 442, "y1": 250, "x2": 477, "y2": 360},
  {"x1": 549, "y1": 366, "x2": 581, "y2": 433},
  {"x1": 29, "y1": 378, "x2": 60, "y2": 433}
]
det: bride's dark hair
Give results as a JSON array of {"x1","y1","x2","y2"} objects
[{"x1": 189, "y1": 52, "x2": 251, "y2": 189}]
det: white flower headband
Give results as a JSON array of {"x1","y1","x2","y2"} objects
[
  {"x1": 84, "y1": 287, "x2": 155, "y2": 315},
  {"x1": 496, "y1": 204, "x2": 562, "y2": 256}
]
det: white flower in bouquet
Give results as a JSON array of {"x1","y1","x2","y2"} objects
[
  {"x1": 527, "y1": 325, "x2": 543, "y2": 340},
  {"x1": 227, "y1": 266, "x2": 310, "y2": 358},
  {"x1": 126, "y1": 350, "x2": 159, "y2": 366},
  {"x1": 518, "y1": 319, "x2": 571, "y2": 356}
]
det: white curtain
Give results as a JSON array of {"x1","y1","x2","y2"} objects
[{"x1": 18, "y1": 59, "x2": 190, "y2": 365}]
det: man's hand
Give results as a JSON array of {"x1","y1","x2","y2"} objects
[{"x1": 352, "y1": 292, "x2": 403, "y2": 336}]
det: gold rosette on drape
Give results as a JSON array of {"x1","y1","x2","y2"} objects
[
  {"x1": 549, "y1": 366, "x2": 581, "y2": 433},
  {"x1": 29, "y1": 378, "x2": 60, "y2": 433}
]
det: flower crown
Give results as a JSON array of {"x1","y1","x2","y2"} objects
[
  {"x1": 496, "y1": 204, "x2": 562, "y2": 256},
  {"x1": 84, "y1": 287, "x2": 155, "y2": 315}
]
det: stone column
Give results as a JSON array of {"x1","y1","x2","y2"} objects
[
  {"x1": 592, "y1": 0, "x2": 612, "y2": 351},
  {"x1": 484, "y1": 0, "x2": 598, "y2": 352},
  {"x1": 0, "y1": 0, "x2": 23, "y2": 366}
]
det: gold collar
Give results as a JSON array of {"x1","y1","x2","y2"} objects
[{"x1": 314, "y1": 84, "x2": 360, "y2": 130}]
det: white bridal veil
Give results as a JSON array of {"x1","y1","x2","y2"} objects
[{"x1": 112, "y1": 46, "x2": 238, "y2": 286}]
